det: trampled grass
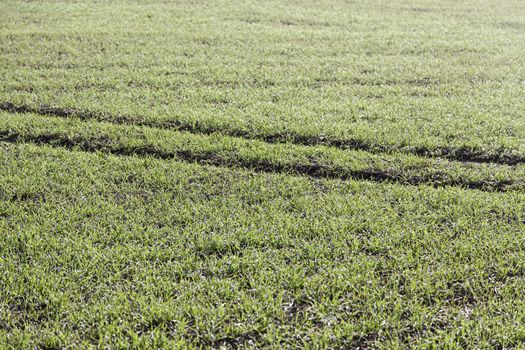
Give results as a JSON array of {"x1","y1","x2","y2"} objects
[{"x1": 1, "y1": 0, "x2": 524, "y2": 348}]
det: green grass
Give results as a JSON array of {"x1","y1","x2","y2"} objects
[
  {"x1": 1, "y1": 0, "x2": 525, "y2": 162},
  {"x1": 1, "y1": 0, "x2": 525, "y2": 348}
]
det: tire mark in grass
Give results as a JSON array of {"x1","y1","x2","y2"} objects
[
  {"x1": 0, "y1": 130, "x2": 518, "y2": 192},
  {"x1": 1, "y1": 102, "x2": 522, "y2": 166}
]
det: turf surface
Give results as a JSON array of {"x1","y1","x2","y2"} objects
[{"x1": 1, "y1": 0, "x2": 524, "y2": 348}]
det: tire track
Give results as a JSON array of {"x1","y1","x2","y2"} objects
[
  {"x1": 1, "y1": 102, "x2": 522, "y2": 166},
  {"x1": 0, "y1": 129, "x2": 518, "y2": 192}
]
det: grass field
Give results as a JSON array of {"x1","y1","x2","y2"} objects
[{"x1": 1, "y1": 0, "x2": 524, "y2": 348}]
